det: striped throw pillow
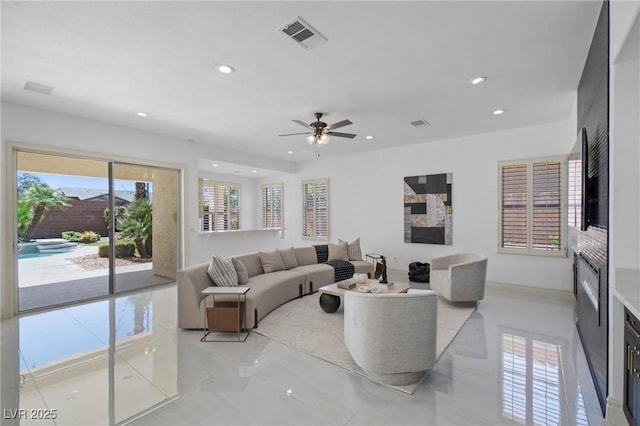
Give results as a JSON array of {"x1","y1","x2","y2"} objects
[
  {"x1": 339, "y1": 238, "x2": 363, "y2": 261},
  {"x1": 207, "y1": 255, "x2": 238, "y2": 287}
]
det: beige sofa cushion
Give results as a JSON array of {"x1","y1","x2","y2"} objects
[
  {"x1": 258, "y1": 249, "x2": 285, "y2": 273},
  {"x1": 207, "y1": 255, "x2": 238, "y2": 287},
  {"x1": 294, "y1": 246, "x2": 318, "y2": 266},
  {"x1": 328, "y1": 242, "x2": 349, "y2": 261},
  {"x1": 231, "y1": 257, "x2": 249, "y2": 284},
  {"x1": 279, "y1": 247, "x2": 298, "y2": 269},
  {"x1": 351, "y1": 260, "x2": 374, "y2": 276},
  {"x1": 234, "y1": 253, "x2": 264, "y2": 278},
  {"x1": 290, "y1": 263, "x2": 335, "y2": 294}
]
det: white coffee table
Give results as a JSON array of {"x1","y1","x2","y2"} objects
[{"x1": 318, "y1": 279, "x2": 411, "y2": 313}]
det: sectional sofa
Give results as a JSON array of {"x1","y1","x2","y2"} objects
[{"x1": 178, "y1": 245, "x2": 373, "y2": 330}]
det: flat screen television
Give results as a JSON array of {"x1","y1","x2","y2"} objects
[{"x1": 568, "y1": 128, "x2": 588, "y2": 231}]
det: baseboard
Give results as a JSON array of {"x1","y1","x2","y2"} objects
[
  {"x1": 485, "y1": 281, "x2": 575, "y2": 302},
  {"x1": 605, "y1": 397, "x2": 626, "y2": 425}
]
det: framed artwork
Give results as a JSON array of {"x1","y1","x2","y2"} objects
[{"x1": 404, "y1": 173, "x2": 452, "y2": 245}]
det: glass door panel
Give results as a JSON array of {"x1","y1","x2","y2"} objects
[
  {"x1": 112, "y1": 163, "x2": 178, "y2": 294},
  {"x1": 16, "y1": 151, "x2": 111, "y2": 311}
]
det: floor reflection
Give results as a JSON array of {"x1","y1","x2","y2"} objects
[
  {"x1": 501, "y1": 329, "x2": 590, "y2": 426},
  {"x1": 4, "y1": 286, "x2": 177, "y2": 425}
]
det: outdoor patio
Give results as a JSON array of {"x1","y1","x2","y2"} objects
[{"x1": 17, "y1": 244, "x2": 171, "y2": 311}]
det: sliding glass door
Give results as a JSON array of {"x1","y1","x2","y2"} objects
[
  {"x1": 15, "y1": 150, "x2": 180, "y2": 312},
  {"x1": 112, "y1": 162, "x2": 178, "y2": 294}
]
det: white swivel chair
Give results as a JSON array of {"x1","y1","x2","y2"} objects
[
  {"x1": 344, "y1": 289, "x2": 438, "y2": 386},
  {"x1": 429, "y1": 253, "x2": 488, "y2": 303}
]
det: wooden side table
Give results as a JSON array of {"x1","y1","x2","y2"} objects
[{"x1": 200, "y1": 286, "x2": 250, "y2": 342}]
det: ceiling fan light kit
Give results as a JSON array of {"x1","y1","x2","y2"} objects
[{"x1": 279, "y1": 112, "x2": 355, "y2": 152}]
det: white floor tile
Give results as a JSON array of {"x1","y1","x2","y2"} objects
[{"x1": 0, "y1": 282, "x2": 606, "y2": 425}]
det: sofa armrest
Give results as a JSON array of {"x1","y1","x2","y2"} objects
[
  {"x1": 449, "y1": 258, "x2": 487, "y2": 285},
  {"x1": 177, "y1": 262, "x2": 212, "y2": 329},
  {"x1": 430, "y1": 255, "x2": 453, "y2": 271}
]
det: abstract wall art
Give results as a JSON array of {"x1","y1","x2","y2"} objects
[{"x1": 404, "y1": 173, "x2": 452, "y2": 245}]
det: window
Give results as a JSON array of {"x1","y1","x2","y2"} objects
[
  {"x1": 498, "y1": 157, "x2": 566, "y2": 256},
  {"x1": 302, "y1": 178, "x2": 329, "y2": 240},
  {"x1": 567, "y1": 155, "x2": 582, "y2": 228},
  {"x1": 261, "y1": 183, "x2": 283, "y2": 229},
  {"x1": 199, "y1": 178, "x2": 240, "y2": 232}
]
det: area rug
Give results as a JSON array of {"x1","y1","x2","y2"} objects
[{"x1": 252, "y1": 292, "x2": 475, "y2": 394}]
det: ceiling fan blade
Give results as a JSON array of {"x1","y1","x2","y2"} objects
[
  {"x1": 327, "y1": 131, "x2": 357, "y2": 139},
  {"x1": 292, "y1": 119, "x2": 312, "y2": 129},
  {"x1": 327, "y1": 119, "x2": 352, "y2": 130},
  {"x1": 278, "y1": 132, "x2": 311, "y2": 137}
]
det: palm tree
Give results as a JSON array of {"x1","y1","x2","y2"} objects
[
  {"x1": 17, "y1": 200, "x2": 33, "y2": 240},
  {"x1": 20, "y1": 184, "x2": 70, "y2": 239},
  {"x1": 117, "y1": 198, "x2": 152, "y2": 258}
]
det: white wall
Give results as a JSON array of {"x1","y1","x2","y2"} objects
[
  {"x1": 1, "y1": 101, "x2": 577, "y2": 319},
  {"x1": 0, "y1": 102, "x2": 290, "y2": 317},
  {"x1": 265, "y1": 119, "x2": 576, "y2": 291}
]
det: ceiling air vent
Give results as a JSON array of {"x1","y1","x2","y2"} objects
[
  {"x1": 410, "y1": 119, "x2": 431, "y2": 127},
  {"x1": 279, "y1": 17, "x2": 328, "y2": 50},
  {"x1": 24, "y1": 81, "x2": 54, "y2": 95}
]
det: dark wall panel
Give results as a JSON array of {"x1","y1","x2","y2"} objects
[{"x1": 576, "y1": 0, "x2": 609, "y2": 415}]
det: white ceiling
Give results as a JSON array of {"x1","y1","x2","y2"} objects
[{"x1": 1, "y1": 1, "x2": 601, "y2": 168}]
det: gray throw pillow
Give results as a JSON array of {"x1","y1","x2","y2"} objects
[
  {"x1": 338, "y1": 237, "x2": 363, "y2": 261},
  {"x1": 328, "y1": 242, "x2": 349, "y2": 261},
  {"x1": 231, "y1": 257, "x2": 249, "y2": 284},
  {"x1": 279, "y1": 247, "x2": 298, "y2": 269},
  {"x1": 207, "y1": 255, "x2": 238, "y2": 287},
  {"x1": 258, "y1": 249, "x2": 285, "y2": 273}
]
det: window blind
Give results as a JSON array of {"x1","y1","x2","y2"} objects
[
  {"x1": 532, "y1": 161, "x2": 561, "y2": 251},
  {"x1": 567, "y1": 157, "x2": 582, "y2": 228},
  {"x1": 261, "y1": 183, "x2": 283, "y2": 229},
  {"x1": 501, "y1": 164, "x2": 528, "y2": 250},
  {"x1": 199, "y1": 178, "x2": 240, "y2": 231},
  {"x1": 498, "y1": 157, "x2": 565, "y2": 256},
  {"x1": 302, "y1": 179, "x2": 329, "y2": 240}
]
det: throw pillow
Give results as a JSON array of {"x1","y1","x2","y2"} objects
[
  {"x1": 279, "y1": 247, "x2": 298, "y2": 269},
  {"x1": 328, "y1": 242, "x2": 349, "y2": 261},
  {"x1": 258, "y1": 249, "x2": 285, "y2": 273},
  {"x1": 338, "y1": 237, "x2": 363, "y2": 261},
  {"x1": 207, "y1": 255, "x2": 238, "y2": 287},
  {"x1": 231, "y1": 257, "x2": 249, "y2": 284}
]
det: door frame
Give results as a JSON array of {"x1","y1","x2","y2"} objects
[{"x1": 9, "y1": 144, "x2": 184, "y2": 315}]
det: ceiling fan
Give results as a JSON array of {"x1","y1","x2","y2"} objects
[{"x1": 278, "y1": 112, "x2": 356, "y2": 146}]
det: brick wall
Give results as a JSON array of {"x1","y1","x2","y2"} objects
[{"x1": 29, "y1": 199, "x2": 127, "y2": 239}]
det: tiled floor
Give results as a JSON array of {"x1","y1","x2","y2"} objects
[{"x1": 1, "y1": 281, "x2": 605, "y2": 425}]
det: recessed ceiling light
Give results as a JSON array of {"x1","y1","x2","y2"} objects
[
  {"x1": 469, "y1": 76, "x2": 487, "y2": 85},
  {"x1": 251, "y1": 170, "x2": 257, "y2": 174},
  {"x1": 212, "y1": 163, "x2": 219, "y2": 167},
  {"x1": 136, "y1": 112, "x2": 148, "y2": 117},
  {"x1": 287, "y1": 150, "x2": 294, "y2": 154},
  {"x1": 493, "y1": 109, "x2": 505, "y2": 115},
  {"x1": 218, "y1": 64, "x2": 235, "y2": 74},
  {"x1": 365, "y1": 135, "x2": 374, "y2": 140}
]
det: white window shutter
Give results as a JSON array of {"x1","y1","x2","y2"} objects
[
  {"x1": 302, "y1": 179, "x2": 329, "y2": 240},
  {"x1": 498, "y1": 157, "x2": 565, "y2": 256},
  {"x1": 501, "y1": 164, "x2": 528, "y2": 250},
  {"x1": 532, "y1": 161, "x2": 561, "y2": 252}
]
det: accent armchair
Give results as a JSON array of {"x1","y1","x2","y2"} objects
[
  {"x1": 429, "y1": 253, "x2": 488, "y2": 303},
  {"x1": 344, "y1": 289, "x2": 438, "y2": 386}
]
